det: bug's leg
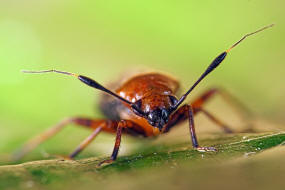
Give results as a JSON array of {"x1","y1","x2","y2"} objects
[
  {"x1": 164, "y1": 105, "x2": 216, "y2": 152},
  {"x1": 67, "y1": 127, "x2": 102, "y2": 159},
  {"x1": 164, "y1": 104, "x2": 233, "y2": 134},
  {"x1": 12, "y1": 117, "x2": 117, "y2": 161},
  {"x1": 194, "y1": 108, "x2": 233, "y2": 133},
  {"x1": 187, "y1": 105, "x2": 216, "y2": 152},
  {"x1": 97, "y1": 120, "x2": 136, "y2": 166},
  {"x1": 192, "y1": 88, "x2": 255, "y2": 132},
  {"x1": 192, "y1": 88, "x2": 253, "y2": 120}
]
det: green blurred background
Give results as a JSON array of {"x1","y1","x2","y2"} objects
[{"x1": 0, "y1": 0, "x2": 284, "y2": 163}]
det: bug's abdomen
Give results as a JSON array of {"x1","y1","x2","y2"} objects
[{"x1": 99, "y1": 94, "x2": 126, "y2": 120}]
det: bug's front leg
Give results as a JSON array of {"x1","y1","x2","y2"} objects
[
  {"x1": 165, "y1": 104, "x2": 216, "y2": 152},
  {"x1": 97, "y1": 120, "x2": 138, "y2": 166}
]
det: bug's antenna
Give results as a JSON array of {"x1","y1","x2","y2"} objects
[
  {"x1": 174, "y1": 24, "x2": 274, "y2": 109},
  {"x1": 22, "y1": 69, "x2": 133, "y2": 105},
  {"x1": 226, "y1": 23, "x2": 275, "y2": 53},
  {"x1": 22, "y1": 69, "x2": 79, "y2": 77}
]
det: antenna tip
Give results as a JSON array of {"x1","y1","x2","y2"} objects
[
  {"x1": 226, "y1": 23, "x2": 275, "y2": 53},
  {"x1": 21, "y1": 70, "x2": 33, "y2": 73},
  {"x1": 263, "y1": 23, "x2": 275, "y2": 30},
  {"x1": 20, "y1": 69, "x2": 78, "y2": 77}
]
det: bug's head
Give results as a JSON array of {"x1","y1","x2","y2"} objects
[{"x1": 131, "y1": 94, "x2": 178, "y2": 130}]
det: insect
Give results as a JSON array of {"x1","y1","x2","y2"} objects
[{"x1": 14, "y1": 24, "x2": 273, "y2": 166}]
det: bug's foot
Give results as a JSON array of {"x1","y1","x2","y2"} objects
[
  {"x1": 53, "y1": 154, "x2": 73, "y2": 161},
  {"x1": 196, "y1": 146, "x2": 217, "y2": 152},
  {"x1": 97, "y1": 159, "x2": 114, "y2": 167},
  {"x1": 223, "y1": 127, "x2": 234, "y2": 134},
  {"x1": 240, "y1": 127, "x2": 257, "y2": 133}
]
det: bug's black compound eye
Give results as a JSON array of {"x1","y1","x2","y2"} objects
[
  {"x1": 148, "y1": 112, "x2": 157, "y2": 121},
  {"x1": 147, "y1": 109, "x2": 169, "y2": 130},
  {"x1": 131, "y1": 99, "x2": 144, "y2": 116},
  {"x1": 161, "y1": 109, "x2": 169, "y2": 120},
  {"x1": 169, "y1": 95, "x2": 178, "y2": 107}
]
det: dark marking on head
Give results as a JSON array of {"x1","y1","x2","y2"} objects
[{"x1": 147, "y1": 108, "x2": 170, "y2": 130}]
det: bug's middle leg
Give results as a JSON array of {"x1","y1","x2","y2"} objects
[
  {"x1": 191, "y1": 88, "x2": 252, "y2": 120},
  {"x1": 68, "y1": 127, "x2": 102, "y2": 159},
  {"x1": 191, "y1": 88, "x2": 254, "y2": 132},
  {"x1": 194, "y1": 108, "x2": 233, "y2": 133}
]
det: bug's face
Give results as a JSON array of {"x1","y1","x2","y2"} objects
[
  {"x1": 146, "y1": 108, "x2": 170, "y2": 130},
  {"x1": 131, "y1": 94, "x2": 178, "y2": 130}
]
